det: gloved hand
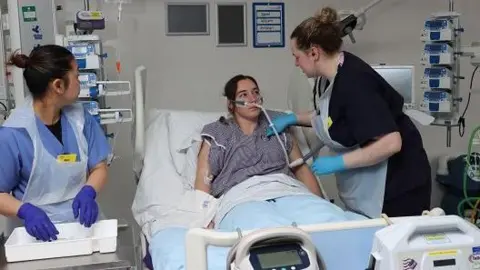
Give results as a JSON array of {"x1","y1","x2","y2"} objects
[
  {"x1": 72, "y1": 185, "x2": 99, "y2": 228},
  {"x1": 17, "y1": 203, "x2": 59, "y2": 242},
  {"x1": 266, "y1": 113, "x2": 297, "y2": 137},
  {"x1": 310, "y1": 155, "x2": 346, "y2": 176}
]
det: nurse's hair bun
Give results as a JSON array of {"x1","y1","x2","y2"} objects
[
  {"x1": 7, "y1": 50, "x2": 30, "y2": 69},
  {"x1": 314, "y1": 7, "x2": 339, "y2": 24},
  {"x1": 291, "y1": 6, "x2": 342, "y2": 55}
]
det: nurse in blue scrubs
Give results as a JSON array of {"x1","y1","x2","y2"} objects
[{"x1": 0, "y1": 45, "x2": 111, "y2": 242}]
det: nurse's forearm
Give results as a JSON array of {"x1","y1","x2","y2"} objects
[
  {"x1": 0, "y1": 193, "x2": 22, "y2": 217},
  {"x1": 343, "y1": 132, "x2": 402, "y2": 169},
  {"x1": 296, "y1": 111, "x2": 314, "y2": 127},
  {"x1": 86, "y1": 162, "x2": 108, "y2": 193}
]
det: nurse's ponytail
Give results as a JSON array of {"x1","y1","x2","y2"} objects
[
  {"x1": 290, "y1": 6, "x2": 343, "y2": 56},
  {"x1": 6, "y1": 45, "x2": 75, "y2": 99}
]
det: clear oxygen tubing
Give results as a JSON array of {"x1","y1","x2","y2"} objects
[
  {"x1": 115, "y1": 2, "x2": 123, "y2": 74},
  {"x1": 233, "y1": 99, "x2": 323, "y2": 169},
  {"x1": 233, "y1": 99, "x2": 329, "y2": 201},
  {"x1": 288, "y1": 143, "x2": 324, "y2": 168},
  {"x1": 232, "y1": 100, "x2": 290, "y2": 167}
]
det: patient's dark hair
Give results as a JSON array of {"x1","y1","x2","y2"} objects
[{"x1": 220, "y1": 74, "x2": 259, "y2": 124}]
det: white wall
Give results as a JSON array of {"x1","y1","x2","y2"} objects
[{"x1": 58, "y1": 0, "x2": 480, "y2": 224}]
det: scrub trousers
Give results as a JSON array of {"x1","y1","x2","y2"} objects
[
  {"x1": 217, "y1": 195, "x2": 367, "y2": 231},
  {"x1": 382, "y1": 184, "x2": 432, "y2": 217}
]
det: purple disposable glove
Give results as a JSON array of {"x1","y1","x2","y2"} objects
[
  {"x1": 72, "y1": 185, "x2": 99, "y2": 228},
  {"x1": 17, "y1": 203, "x2": 59, "y2": 242}
]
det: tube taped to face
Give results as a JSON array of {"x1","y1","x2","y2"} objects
[{"x1": 233, "y1": 96, "x2": 264, "y2": 107}]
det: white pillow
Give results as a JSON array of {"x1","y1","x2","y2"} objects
[
  {"x1": 131, "y1": 111, "x2": 186, "y2": 240},
  {"x1": 167, "y1": 110, "x2": 226, "y2": 174}
]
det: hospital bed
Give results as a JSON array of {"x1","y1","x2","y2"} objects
[{"x1": 130, "y1": 66, "x2": 447, "y2": 270}]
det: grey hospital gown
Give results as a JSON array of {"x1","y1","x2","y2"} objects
[{"x1": 201, "y1": 110, "x2": 294, "y2": 198}]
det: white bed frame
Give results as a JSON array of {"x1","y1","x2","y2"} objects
[{"x1": 131, "y1": 66, "x2": 446, "y2": 270}]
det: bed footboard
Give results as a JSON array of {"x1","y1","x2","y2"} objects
[{"x1": 185, "y1": 208, "x2": 446, "y2": 270}]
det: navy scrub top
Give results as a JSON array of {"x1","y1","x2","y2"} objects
[{"x1": 318, "y1": 51, "x2": 431, "y2": 207}]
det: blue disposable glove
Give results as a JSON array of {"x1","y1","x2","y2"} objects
[
  {"x1": 17, "y1": 203, "x2": 59, "y2": 242},
  {"x1": 72, "y1": 185, "x2": 99, "y2": 228},
  {"x1": 310, "y1": 155, "x2": 346, "y2": 176},
  {"x1": 266, "y1": 113, "x2": 297, "y2": 137}
]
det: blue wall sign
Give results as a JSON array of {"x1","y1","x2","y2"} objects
[{"x1": 253, "y1": 2, "x2": 285, "y2": 48}]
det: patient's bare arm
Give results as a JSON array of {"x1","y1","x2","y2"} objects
[
  {"x1": 195, "y1": 140, "x2": 216, "y2": 229},
  {"x1": 289, "y1": 136, "x2": 324, "y2": 197},
  {"x1": 194, "y1": 140, "x2": 213, "y2": 194}
]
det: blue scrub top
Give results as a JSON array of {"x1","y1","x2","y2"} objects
[{"x1": 0, "y1": 108, "x2": 111, "y2": 200}]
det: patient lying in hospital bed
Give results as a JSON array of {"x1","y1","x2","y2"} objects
[
  {"x1": 139, "y1": 75, "x2": 367, "y2": 269},
  {"x1": 195, "y1": 74, "x2": 366, "y2": 231}
]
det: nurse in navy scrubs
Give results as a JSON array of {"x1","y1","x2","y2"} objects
[{"x1": 267, "y1": 7, "x2": 432, "y2": 218}]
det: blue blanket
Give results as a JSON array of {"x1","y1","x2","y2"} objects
[{"x1": 149, "y1": 195, "x2": 369, "y2": 269}]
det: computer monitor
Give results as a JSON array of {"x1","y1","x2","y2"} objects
[{"x1": 371, "y1": 65, "x2": 415, "y2": 108}]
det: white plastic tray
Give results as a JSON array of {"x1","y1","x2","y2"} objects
[{"x1": 4, "y1": 219, "x2": 118, "y2": 263}]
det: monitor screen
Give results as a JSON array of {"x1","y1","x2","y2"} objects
[
  {"x1": 257, "y1": 250, "x2": 302, "y2": 269},
  {"x1": 372, "y1": 66, "x2": 414, "y2": 104}
]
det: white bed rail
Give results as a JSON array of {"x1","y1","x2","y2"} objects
[
  {"x1": 133, "y1": 65, "x2": 147, "y2": 180},
  {"x1": 185, "y1": 209, "x2": 446, "y2": 270}
]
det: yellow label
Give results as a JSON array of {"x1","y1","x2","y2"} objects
[
  {"x1": 425, "y1": 234, "x2": 446, "y2": 241},
  {"x1": 90, "y1": 11, "x2": 102, "y2": 18},
  {"x1": 428, "y1": 249, "x2": 458, "y2": 256},
  {"x1": 327, "y1": 116, "x2": 333, "y2": 129},
  {"x1": 57, "y1": 154, "x2": 77, "y2": 163}
]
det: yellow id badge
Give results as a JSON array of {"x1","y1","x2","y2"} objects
[
  {"x1": 57, "y1": 154, "x2": 77, "y2": 163},
  {"x1": 327, "y1": 116, "x2": 333, "y2": 129}
]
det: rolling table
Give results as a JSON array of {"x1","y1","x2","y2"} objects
[{"x1": 0, "y1": 222, "x2": 142, "y2": 270}]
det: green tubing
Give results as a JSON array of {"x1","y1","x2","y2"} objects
[{"x1": 458, "y1": 125, "x2": 480, "y2": 217}]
